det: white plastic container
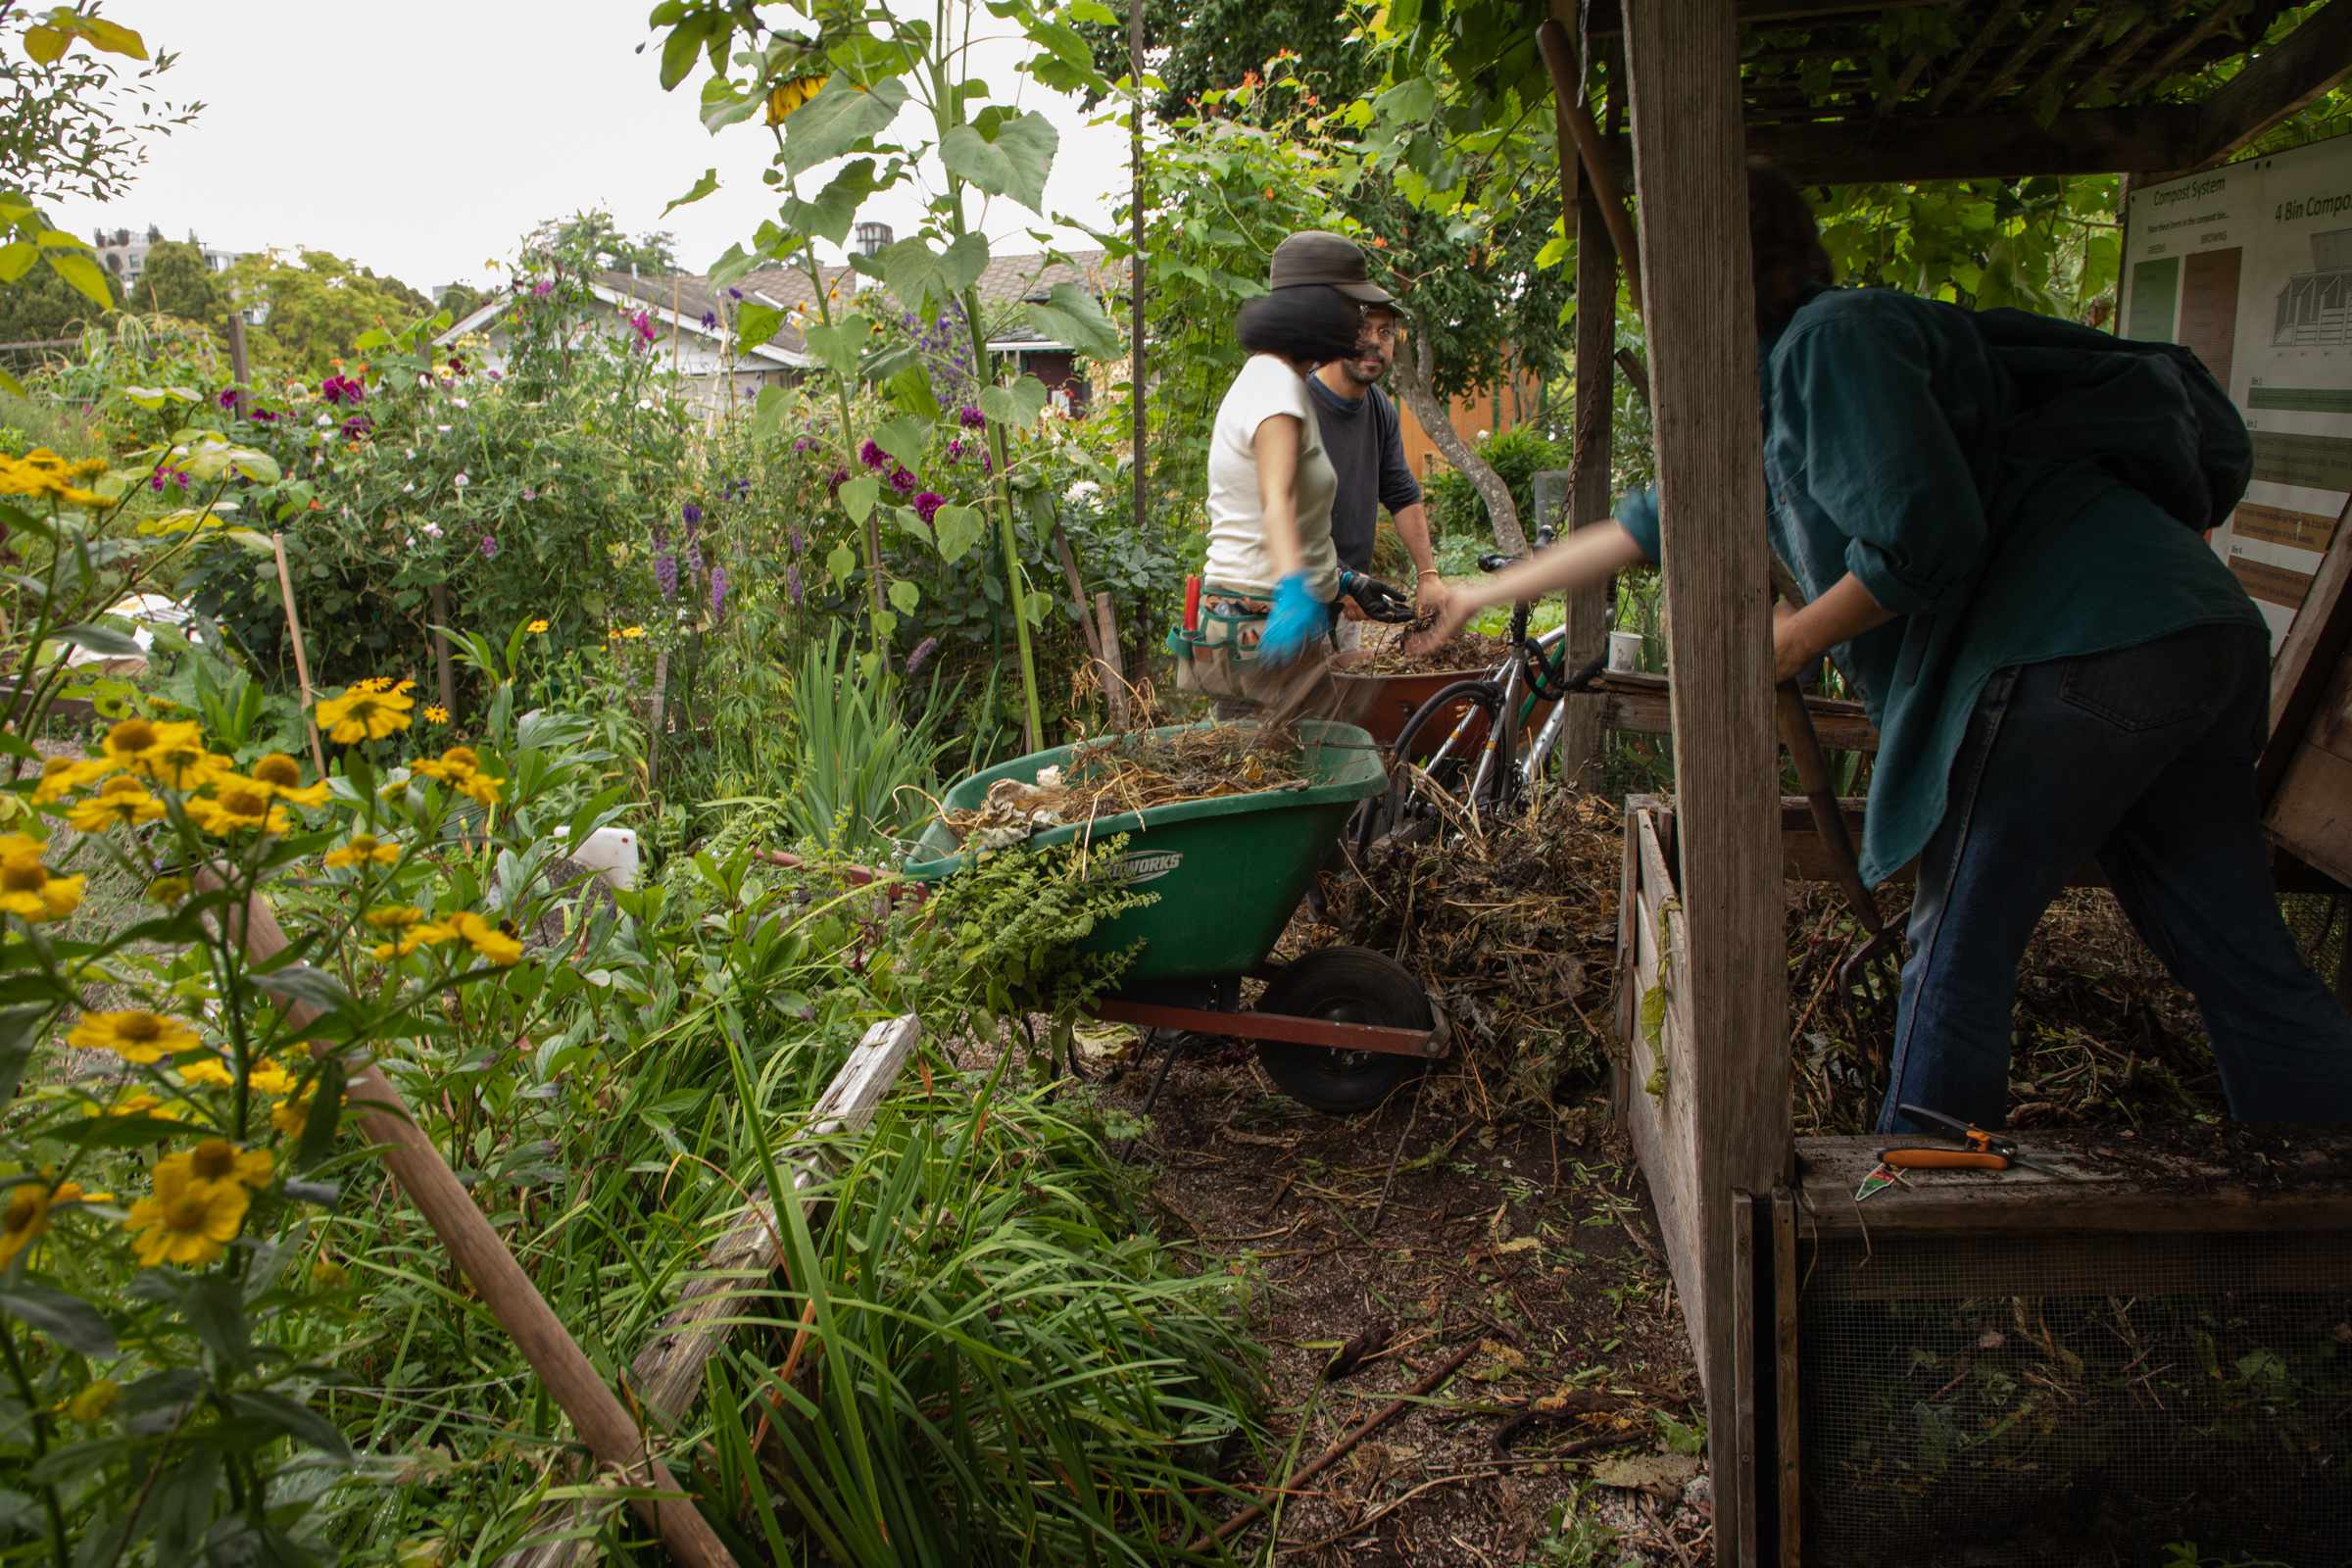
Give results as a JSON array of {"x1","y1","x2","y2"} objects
[
  {"x1": 1606, "y1": 629, "x2": 1644, "y2": 673},
  {"x1": 550, "y1": 825, "x2": 641, "y2": 890}
]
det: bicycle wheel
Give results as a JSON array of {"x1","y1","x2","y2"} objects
[{"x1": 1363, "y1": 678, "x2": 1508, "y2": 855}]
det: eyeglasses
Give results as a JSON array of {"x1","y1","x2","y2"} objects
[{"x1": 1359, "y1": 319, "x2": 1398, "y2": 346}]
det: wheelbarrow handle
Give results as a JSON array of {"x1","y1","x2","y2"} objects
[{"x1": 757, "y1": 848, "x2": 930, "y2": 906}]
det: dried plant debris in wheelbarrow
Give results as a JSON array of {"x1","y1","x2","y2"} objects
[
  {"x1": 1341, "y1": 616, "x2": 1510, "y2": 676},
  {"x1": 1320, "y1": 789, "x2": 1627, "y2": 1117},
  {"x1": 939, "y1": 724, "x2": 1308, "y2": 851}
]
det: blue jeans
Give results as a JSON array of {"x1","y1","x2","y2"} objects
[{"x1": 1879, "y1": 622, "x2": 2352, "y2": 1134}]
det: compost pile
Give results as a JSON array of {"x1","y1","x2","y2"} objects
[
  {"x1": 939, "y1": 723, "x2": 1307, "y2": 851},
  {"x1": 1319, "y1": 789, "x2": 1626, "y2": 1113},
  {"x1": 1341, "y1": 614, "x2": 1510, "y2": 676}
]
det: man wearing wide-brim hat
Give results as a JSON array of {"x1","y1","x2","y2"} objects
[{"x1": 1267, "y1": 231, "x2": 1452, "y2": 627}]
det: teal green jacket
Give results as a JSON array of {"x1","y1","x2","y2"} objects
[{"x1": 1614, "y1": 285, "x2": 2266, "y2": 887}]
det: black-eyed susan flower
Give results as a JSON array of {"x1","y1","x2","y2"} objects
[
  {"x1": 364, "y1": 905, "x2": 424, "y2": 931},
  {"x1": 446, "y1": 910, "x2": 523, "y2": 966},
  {"x1": 248, "y1": 1057, "x2": 301, "y2": 1099},
  {"x1": 0, "y1": 1174, "x2": 89, "y2": 1267},
  {"x1": 189, "y1": 777, "x2": 291, "y2": 837},
  {"x1": 177, "y1": 1055, "x2": 235, "y2": 1088},
  {"x1": 92, "y1": 1091, "x2": 183, "y2": 1122},
  {"x1": 421, "y1": 705, "x2": 450, "y2": 724},
  {"x1": 125, "y1": 1163, "x2": 249, "y2": 1267},
  {"x1": 32, "y1": 754, "x2": 108, "y2": 804},
  {"x1": 99, "y1": 716, "x2": 165, "y2": 770},
  {"x1": 142, "y1": 727, "x2": 229, "y2": 792},
  {"x1": 314, "y1": 683, "x2": 416, "y2": 744},
  {"x1": 160, "y1": 1137, "x2": 273, "y2": 1193},
  {"x1": 525, "y1": 618, "x2": 550, "y2": 634},
  {"x1": 323, "y1": 832, "x2": 399, "y2": 870},
  {"x1": 271, "y1": 1093, "x2": 312, "y2": 1141},
  {"x1": 65, "y1": 774, "x2": 166, "y2": 832},
  {"x1": 67, "y1": 1007, "x2": 201, "y2": 1063},
  {"x1": 248, "y1": 752, "x2": 332, "y2": 808},
  {"x1": 0, "y1": 836, "x2": 84, "y2": 921}
]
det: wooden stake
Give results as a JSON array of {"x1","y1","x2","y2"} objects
[
  {"x1": 1094, "y1": 591, "x2": 1129, "y2": 729},
  {"x1": 270, "y1": 534, "x2": 329, "y2": 778},
  {"x1": 198, "y1": 878, "x2": 740, "y2": 1568},
  {"x1": 427, "y1": 582, "x2": 458, "y2": 722}
]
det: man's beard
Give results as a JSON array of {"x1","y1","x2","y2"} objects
[{"x1": 1346, "y1": 354, "x2": 1387, "y2": 386}]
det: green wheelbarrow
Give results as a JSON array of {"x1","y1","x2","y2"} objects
[{"x1": 903, "y1": 719, "x2": 1446, "y2": 1115}]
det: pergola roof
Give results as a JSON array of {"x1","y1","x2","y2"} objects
[{"x1": 1586, "y1": 0, "x2": 2352, "y2": 183}]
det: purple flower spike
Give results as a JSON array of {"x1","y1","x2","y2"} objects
[
  {"x1": 788, "y1": 526, "x2": 806, "y2": 555},
  {"x1": 981, "y1": 452, "x2": 993, "y2": 475},
  {"x1": 906, "y1": 636, "x2": 939, "y2": 674},
  {"x1": 631, "y1": 309, "x2": 656, "y2": 346},
  {"x1": 701, "y1": 309, "x2": 718, "y2": 329},
  {"x1": 710, "y1": 565, "x2": 727, "y2": 617},
  {"x1": 786, "y1": 563, "x2": 804, "y2": 605},
  {"x1": 681, "y1": 502, "x2": 703, "y2": 528},
  {"x1": 726, "y1": 285, "x2": 743, "y2": 301},
  {"x1": 686, "y1": 541, "x2": 705, "y2": 578},
  {"x1": 655, "y1": 548, "x2": 678, "y2": 599}
]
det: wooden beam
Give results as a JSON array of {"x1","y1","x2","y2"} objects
[
  {"x1": 1962, "y1": 0, "x2": 2076, "y2": 113},
  {"x1": 1874, "y1": 47, "x2": 1938, "y2": 119},
  {"x1": 1923, "y1": 0, "x2": 2025, "y2": 114},
  {"x1": 1558, "y1": 24, "x2": 1618, "y2": 784},
  {"x1": 2116, "y1": 1, "x2": 2246, "y2": 102},
  {"x1": 2195, "y1": 0, "x2": 2352, "y2": 164},
  {"x1": 1537, "y1": 17, "x2": 1643, "y2": 318},
  {"x1": 1605, "y1": 103, "x2": 2204, "y2": 184},
  {"x1": 1619, "y1": 5, "x2": 1788, "y2": 1560},
  {"x1": 2257, "y1": 492, "x2": 2352, "y2": 804},
  {"x1": 2021, "y1": 12, "x2": 2110, "y2": 112},
  {"x1": 1585, "y1": 0, "x2": 1946, "y2": 32},
  {"x1": 1573, "y1": 673, "x2": 1879, "y2": 753}
]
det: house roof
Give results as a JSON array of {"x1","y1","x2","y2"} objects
[{"x1": 437, "y1": 246, "x2": 1124, "y2": 362}]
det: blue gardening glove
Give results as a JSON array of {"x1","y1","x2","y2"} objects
[{"x1": 1256, "y1": 572, "x2": 1332, "y2": 667}]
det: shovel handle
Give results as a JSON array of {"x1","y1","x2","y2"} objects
[{"x1": 1878, "y1": 1147, "x2": 2010, "y2": 1171}]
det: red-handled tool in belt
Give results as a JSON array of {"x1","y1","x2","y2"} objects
[{"x1": 1879, "y1": 1103, "x2": 2069, "y2": 1176}]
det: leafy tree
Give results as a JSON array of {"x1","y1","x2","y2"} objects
[
  {"x1": 523, "y1": 209, "x2": 676, "y2": 275},
  {"x1": 436, "y1": 281, "x2": 488, "y2": 323},
  {"x1": 226, "y1": 250, "x2": 434, "y2": 375},
  {"x1": 1078, "y1": 0, "x2": 1375, "y2": 118},
  {"x1": 1, "y1": 3, "x2": 198, "y2": 203},
  {"x1": 136, "y1": 237, "x2": 226, "y2": 323},
  {"x1": 0, "y1": 252, "x2": 122, "y2": 344}
]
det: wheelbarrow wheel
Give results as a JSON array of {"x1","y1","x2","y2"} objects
[{"x1": 1254, "y1": 946, "x2": 1433, "y2": 1116}]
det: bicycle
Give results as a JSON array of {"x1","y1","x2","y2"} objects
[{"x1": 1353, "y1": 526, "x2": 1613, "y2": 856}]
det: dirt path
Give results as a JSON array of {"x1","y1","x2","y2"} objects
[{"x1": 1102, "y1": 1041, "x2": 1712, "y2": 1566}]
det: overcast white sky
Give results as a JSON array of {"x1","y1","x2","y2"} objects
[{"x1": 46, "y1": 1, "x2": 1130, "y2": 296}]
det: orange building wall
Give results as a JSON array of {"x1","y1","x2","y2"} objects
[{"x1": 1396, "y1": 372, "x2": 1544, "y2": 481}]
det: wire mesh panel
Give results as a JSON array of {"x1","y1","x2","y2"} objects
[{"x1": 1798, "y1": 1228, "x2": 2352, "y2": 1567}]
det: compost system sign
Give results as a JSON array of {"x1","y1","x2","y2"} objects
[{"x1": 2122, "y1": 131, "x2": 2352, "y2": 639}]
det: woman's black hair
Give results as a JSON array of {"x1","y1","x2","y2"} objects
[
  {"x1": 1748, "y1": 160, "x2": 1835, "y2": 333},
  {"x1": 1237, "y1": 283, "x2": 1364, "y2": 366}
]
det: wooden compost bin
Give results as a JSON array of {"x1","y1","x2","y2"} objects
[{"x1": 1617, "y1": 798, "x2": 2352, "y2": 1567}]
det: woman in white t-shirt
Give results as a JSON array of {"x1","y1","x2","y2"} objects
[{"x1": 1178, "y1": 285, "x2": 1367, "y2": 706}]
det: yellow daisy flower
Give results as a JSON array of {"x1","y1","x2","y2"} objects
[
  {"x1": 0, "y1": 1175, "x2": 86, "y2": 1267},
  {"x1": 421, "y1": 705, "x2": 450, "y2": 724},
  {"x1": 446, "y1": 910, "x2": 523, "y2": 966},
  {"x1": 0, "y1": 841, "x2": 85, "y2": 921},
  {"x1": 125, "y1": 1164, "x2": 249, "y2": 1267},
  {"x1": 64, "y1": 1381, "x2": 120, "y2": 1424},
  {"x1": 32, "y1": 755, "x2": 109, "y2": 804},
  {"x1": 314, "y1": 685, "x2": 416, "y2": 744},
  {"x1": 159, "y1": 1138, "x2": 273, "y2": 1193},
  {"x1": 92, "y1": 1091, "x2": 184, "y2": 1122},
  {"x1": 248, "y1": 753, "x2": 332, "y2": 808},
  {"x1": 323, "y1": 833, "x2": 400, "y2": 870},
  {"x1": 177, "y1": 1055, "x2": 235, "y2": 1088},
  {"x1": 364, "y1": 905, "x2": 424, "y2": 930},
  {"x1": 370, "y1": 919, "x2": 456, "y2": 961},
  {"x1": 526, "y1": 618, "x2": 550, "y2": 634},
  {"x1": 142, "y1": 731, "x2": 229, "y2": 792},
  {"x1": 67, "y1": 1008, "x2": 201, "y2": 1064},
  {"x1": 99, "y1": 716, "x2": 164, "y2": 770},
  {"x1": 189, "y1": 778, "x2": 290, "y2": 837},
  {"x1": 271, "y1": 1094, "x2": 312, "y2": 1141},
  {"x1": 248, "y1": 1059, "x2": 301, "y2": 1099},
  {"x1": 65, "y1": 774, "x2": 166, "y2": 832},
  {"x1": 619, "y1": 625, "x2": 646, "y2": 640}
]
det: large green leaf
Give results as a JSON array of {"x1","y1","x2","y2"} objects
[
  {"x1": 864, "y1": 234, "x2": 988, "y2": 318},
  {"x1": 0, "y1": 241, "x2": 35, "y2": 283},
  {"x1": 737, "y1": 302, "x2": 787, "y2": 351},
  {"x1": 658, "y1": 15, "x2": 713, "y2": 91},
  {"x1": 871, "y1": 416, "x2": 929, "y2": 471},
  {"x1": 662, "y1": 168, "x2": 719, "y2": 218},
  {"x1": 803, "y1": 316, "x2": 864, "y2": 377},
  {"x1": 977, "y1": 374, "x2": 1051, "y2": 427},
  {"x1": 699, "y1": 75, "x2": 765, "y2": 133},
  {"x1": 940, "y1": 110, "x2": 1058, "y2": 213},
  {"x1": 837, "y1": 474, "x2": 880, "y2": 524},
  {"x1": 1023, "y1": 280, "x2": 1120, "y2": 361},
  {"x1": 780, "y1": 159, "x2": 885, "y2": 247},
  {"x1": 0, "y1": 1283, "x2": 117, "y2": 1357},
  {"x1": 932, "y1": 503, "x2": 984, "y2": 564},
  {"x1": 783, "y1": 75, "x2": 909, "y2": 176},
  {"x1": 45, "y1": 248, "x2": 113, "y2": 310}
]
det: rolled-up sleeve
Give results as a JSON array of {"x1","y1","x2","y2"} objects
[
  {"x1": 1780, "y1": 313, "x2": 1987, "y2": 615},
  {"x1": 1612, "y1": 486, "x2": 1662, "y2": 564}
]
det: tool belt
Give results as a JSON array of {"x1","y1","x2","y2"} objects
[{"x1": 1168, "y1": 587, "x2": 1277, "y2": 703}]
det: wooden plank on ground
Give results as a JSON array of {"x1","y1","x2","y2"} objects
[
  {"x1": 499, "y1": 1013, "x2": 923, "y2": 1568},
  {"x1": 1622, "y1": 805, "x2": 1705, "y2": 1356},
  {"x1": 1619, "y1": 19, "x2": 1788, "y2": 1565}
]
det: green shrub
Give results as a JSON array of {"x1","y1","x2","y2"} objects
[{"x1": 1423, "y1": 425, "x2": 1572, "y2": 542}]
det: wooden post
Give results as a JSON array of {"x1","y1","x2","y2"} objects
[
  {"x1": 1618, "y1": 2, "x2": 1789, "y2": 1557},
  {"x1": 1549, "y1": 25, "x2": 1619, "y2": 786},
  {"x1": 200, "y1": 878, "x2": 740, "y2": 1568},
  {"x1": 1095, "y1": 591, "x2": 1130, "y2": 730},
  {"x1": 1128, "y1": 0, "x2": 1149, "y2": 557},
  {"x1": 270, "y1": 535, "x2": 330, "y2": 778},
  {"x1": 427, "y1": 583, "x2": 459, "y2": 722},
  {"x1": 224, "y1": 310, "x2": 251, "y2": 417}
]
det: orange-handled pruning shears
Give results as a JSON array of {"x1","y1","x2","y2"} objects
[{"x1": 1877, "y1": 1103, "x2": 2069, "y2": 1177}]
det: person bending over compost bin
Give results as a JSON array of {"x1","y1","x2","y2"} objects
[
  {"x1": 1409, "y1": 160, "x2": 2352, "y2": 1135},
  {"x1": 1172, "y1": 283, "x2": 1407, "y2": 713}
]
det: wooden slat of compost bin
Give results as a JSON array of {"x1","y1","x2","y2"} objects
[{"x1": 499, "y1": 1013, "x2": 922, "y2": 1568}]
